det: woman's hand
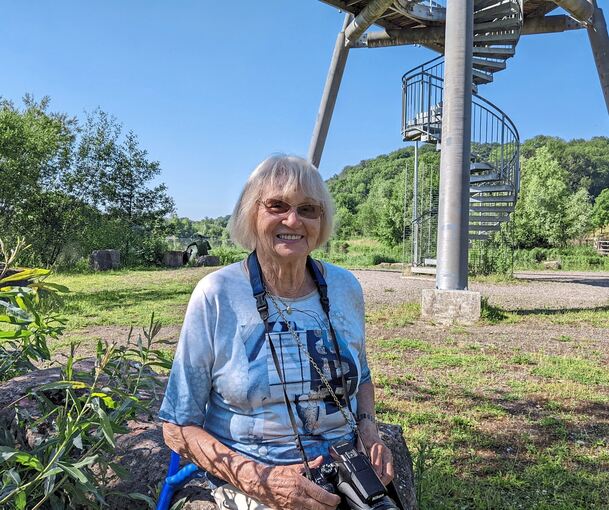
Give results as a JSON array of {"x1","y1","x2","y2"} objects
[
  {"x1": 251, "y1": 455, "x2": 341, "y2": 510},
  {"x1": 358, "y1": 420, "x2": 395, "y2": 486}
]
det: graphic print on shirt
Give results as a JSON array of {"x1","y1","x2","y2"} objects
[{"x1": 242, "y1": 307, "x2": 358, "y2": 435}]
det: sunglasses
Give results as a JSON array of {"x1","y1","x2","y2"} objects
[{"x1": 258, "y1": 199, "x2": 323, "y2": 220}]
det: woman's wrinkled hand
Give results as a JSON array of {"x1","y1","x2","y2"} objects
[
  {"x1": 252, "y1": 455, "x2": 341, "y2": 510},
  {"x1": 358, "y1": 420, "x2": 395, "y2": 486}
]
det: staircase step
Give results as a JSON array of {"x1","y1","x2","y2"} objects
[
  {"x1": 474, "y1": 32, "x2": 519, "y2": 44},
  {"x1": 411, "y1": 265, "x2": 436, "y2": 275},
  {"x1": 470, "y1": 184, "x2": 513, "y2": 193},
  {"x1": 469, "y1": 233, "x2": 492, "y2": 241},
  {"x1": 473, "y1": 68, "x2": 494, "y2": 84},
  {"x1": 469, "y1": 223, "x2": 502, "y2": 232},
  {"x1": 475, "y1": 3, "x2": 519, "y2": 22},
  {"x1": 470, "y1": 172, "x2": 500, "y2": 183},
  {"x1": 474, "y1": 0, "x2": 504, "y2": 11},
  {"x1": 470, "y1": 194, "x2": 516, "y2": 203},
  {"x1": 472, "y1": 46, "x2": 515, "y2": 58},
  {"x1": 470, "y1": 162, "x2": 494, "y2": 173},
  {"x1": 472, "y1": 57, "x2": 506, "y2": 71},
  {"x1": 474, "y1": 18, "x2": 521, "y2": 32},
  {"x1": 469, "y1": 214, "x2": 509, "y2": 223},
  {"x1": 470, "y1": 205, "x2": 515, "y2": 213}
]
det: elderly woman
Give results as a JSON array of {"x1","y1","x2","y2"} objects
[{"x1": 160, "y1": 155, "x2": 394, "y2": 510}]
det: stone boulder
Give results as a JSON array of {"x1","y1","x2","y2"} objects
[
  {"x1": 163, "y1": 250, "x2": 185, "y2": 268},
  {"x1": 543, "y1": 260, "x2": 561, "y2": 270},
  {"x1": 90, "y1": 249, "x2": 120, "y2": 271},
  {"x1": 1, "y1": 367, "x2": 417, "y2": 510},
  {"x1": 196, "y1": 255, "x2": 221, "y2": 267}
]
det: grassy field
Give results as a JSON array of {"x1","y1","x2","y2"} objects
[{"x1": 46, "y1": 266, "x2": 609, "y2": 509}]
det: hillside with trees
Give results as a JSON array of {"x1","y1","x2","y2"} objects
[{"x1": 327, "y1": 136, "x2": 609, "y2": 251}]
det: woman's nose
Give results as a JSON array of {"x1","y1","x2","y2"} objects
[{"x1": 283, "y1": 208, "x2": 302, "y2": 226}]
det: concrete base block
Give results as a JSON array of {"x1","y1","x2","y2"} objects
[{"x1": 421, "y1": 289, "x2": 481, "y2": 325}]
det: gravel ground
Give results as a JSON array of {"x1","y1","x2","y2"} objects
[{"x1": 352, "y1": 269, "x2": 609, "y2": 311}]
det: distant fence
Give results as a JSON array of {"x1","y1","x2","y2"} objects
[{"x1": 596, "y1": 239, "x2": 609, "y2": 256}]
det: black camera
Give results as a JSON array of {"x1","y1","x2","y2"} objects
[{"x1": 308, "y1": 440, "x2": 400, "y2": 510}]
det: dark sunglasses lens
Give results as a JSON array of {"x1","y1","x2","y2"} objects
[
  {"x1": 264, "y1": 200, "x2": 291, "y2": 214},
  {"x1": 296, "y1": 204, "x2": 322, "y2": 219}
]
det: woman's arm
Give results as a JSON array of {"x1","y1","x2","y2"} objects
[
  {"x1": 162, "y1": 422, "x2": 340, "y2": 510},
  {"x1": 356, "y1": 381, "x2": 395, "y2": 485}
]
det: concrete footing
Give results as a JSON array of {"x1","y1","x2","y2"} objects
[{"x1": 421, "y1": 288, "x2": 481, "y2": 325}]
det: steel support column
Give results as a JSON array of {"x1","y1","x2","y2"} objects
[
  {"x1": 587, "y1": 1, "x2": 609, "y2": 115},
  {"x1": 412, "y1": 142, "x2": 420, "y2": 265},
  {"x1": 435, "y1": 0, "x2": 474, "y2": 290},
  {"x1": 308, "y1": 14, "x2": 352, "y2": 168}
]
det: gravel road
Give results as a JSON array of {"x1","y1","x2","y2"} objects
[{"x1": 352, "y1": 270, "x2": 609, "y2": 311}]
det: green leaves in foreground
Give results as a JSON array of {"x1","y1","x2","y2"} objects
[{"x1": 0, "y1": 315, "x2": 173, "y2": 509}]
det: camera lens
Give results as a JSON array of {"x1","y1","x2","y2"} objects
[{"x1": 320, "y1": 463, "x2": 338, "y2": 478}]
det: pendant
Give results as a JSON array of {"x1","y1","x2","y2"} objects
[{"x1": 286, "y1": 305, "x2": 292, "y2": 314}]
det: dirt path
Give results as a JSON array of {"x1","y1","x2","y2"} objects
[
  {"x1": 63, "y1": 269, "x2": 609, "y2": 352},
  {"x1": 353, "y1": 270, "x2": 609, "y2": 311}
]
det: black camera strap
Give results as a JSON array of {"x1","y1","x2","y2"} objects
[{"x1": 246, "y1": 251, "x2": 356, "y2": 468}]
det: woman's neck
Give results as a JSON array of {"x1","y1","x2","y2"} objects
[{"x1": 256, "y1": 253, "x2": 315, "y2": 298}]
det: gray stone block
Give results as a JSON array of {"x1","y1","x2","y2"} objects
[
  {"x1": 163, "y1": 250, "x2": 185, "y2": 267},
  {"x1": 89, "y1": 249, "x2": 120, "y2": 271},
  {"x1": 421, "y1": 288, "x2": 481, "y2": 325}
]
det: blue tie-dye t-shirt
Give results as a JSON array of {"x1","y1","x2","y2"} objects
[{"x1": 159, "y1": 260, "x2": 371, "y2": 466}]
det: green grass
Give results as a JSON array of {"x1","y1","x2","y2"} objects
[
  {"x1": 48, "y1": 267, "x2": 217, "y2": 332},
  {"x1": 366, "y1": 302, "x2": 421, "y2": 327},
  {"x1": 532, "y1": 355, "x2": 609, "y2": 385}
]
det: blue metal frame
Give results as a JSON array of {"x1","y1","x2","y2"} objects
[{"x1": 156, "y1": 451, "x2": 204, "y2": 510}]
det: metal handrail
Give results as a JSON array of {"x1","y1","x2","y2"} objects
[{"x1": 401, "y1": 55, "x2": 520, "y2": 191}]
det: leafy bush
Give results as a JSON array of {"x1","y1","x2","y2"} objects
[
  {"x1": 211, "y1": 245, "x2": 248, "y2": 265},
  {"x1": 0, "y1": 240, "x2": 67, "y2": 382},
  {"x1": 138, "y1": 235, "x2": 170, "y2": 266},
  {"x1": 0, "y1": 239, "x2": 173, "y2": 508},
  {"x1": 0, "y1": 321, "x2": 172, "y2": 509}
]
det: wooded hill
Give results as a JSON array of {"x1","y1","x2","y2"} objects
[{"x1": 327, "y1": 136, "x2": 609, "y2": 248}]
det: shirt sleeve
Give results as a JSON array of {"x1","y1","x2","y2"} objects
[
  {"x1": 159, "y1": 281, "x2": 216, "y2": 426},
  {"x1": 355, "y1": 284, "x2": 372, "y2": 385}
]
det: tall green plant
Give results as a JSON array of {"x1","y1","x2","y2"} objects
[
  {"x1": 0, "y1": 239, "x2": 67, "y2": 382},
  {"x1": 0, "y1": 318, "x2": 173, "y2": 509},
  {"x1": 0, "y1": 239, "x2": 174, "y2": 508}
]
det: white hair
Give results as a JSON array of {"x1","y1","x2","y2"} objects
[{"x1": 229, "y1": 155, "x2": 335, "y2": 251}]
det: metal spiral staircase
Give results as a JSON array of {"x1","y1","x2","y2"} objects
[{"x1": 402, "y1": 0, "x2": 522, "y2": 258}]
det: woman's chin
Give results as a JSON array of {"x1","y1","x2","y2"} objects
[{"x1": 272, "y1": 242, "x2": 310, "y2": 260}]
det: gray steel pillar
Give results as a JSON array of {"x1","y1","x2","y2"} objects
[
  {"x1": 435, "y1": 0, "x2": 474, "y2": 291},
  {"x1": 308, "y1": 14, "x2": 353, "y2": 168},
  {"x1": 412, "y1": 142, "x2": 420, "y2": 265},
  {"x1": 587, "y1": 1, "x2": 609, "y2": 115}
]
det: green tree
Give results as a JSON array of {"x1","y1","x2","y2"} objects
[
  {"x1": 592, "y1": 188, "x2": 609, "y2": 229},
  {"x1": 0, "y1": 97, "x2": 78, "y2": 265},
  {"x1": 69, "y1": 111, "x2": 175, "y2": 263},
  {"x1": 512, "y1": 148, "x2": 576, "y2": 247}
]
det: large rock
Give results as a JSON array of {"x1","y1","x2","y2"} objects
[
  {"x1": 163, "y1": 250, "x2": 185, "y2": 268},
  {"x1": 1, "y1": 367, "x2": 417, "y2": 510},
  {"x1": 89, "y1": 249, "x2": 120, "y2": 271},
  {"x1": 196, "y1": 255, "x2": 220, "y2": 267},
  {"x1": 543, "y1": 260, "x2": 561, "y2": 270}
]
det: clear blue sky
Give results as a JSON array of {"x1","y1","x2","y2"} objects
[{"x1": 2, "y1": 1, "x2": 608, "y2": 219}]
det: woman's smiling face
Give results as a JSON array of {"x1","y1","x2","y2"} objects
[{"x1": 255, "y1": 186, "x2": 321, "y2": 263}]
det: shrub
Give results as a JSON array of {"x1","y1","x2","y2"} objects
[{"x1": 0, "y1": 239, "x2": 172, "y2": 508}]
